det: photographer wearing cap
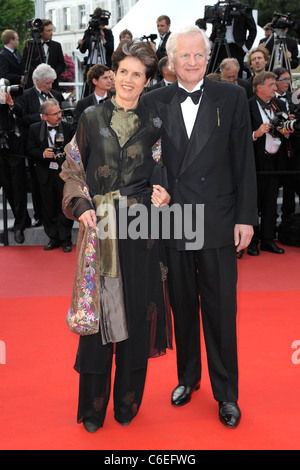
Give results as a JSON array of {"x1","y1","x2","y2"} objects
[{"x1": 26, "y1": 99, "x2": 74, "y2": 252}]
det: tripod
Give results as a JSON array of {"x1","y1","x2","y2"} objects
[
  {"x1": 23, "y1": 34, "x2": 46, "y2": 90},
  {"x1": 81, "y1": 31, "x2": 106, "y2": 98},
  {"x1": 206, "y1": 27, "x2": 231, "y2": 75},
  {"x1": 268, "y1": 30, "x2": 294, "y2": 88}
]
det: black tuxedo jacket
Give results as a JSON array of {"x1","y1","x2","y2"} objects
[
  {"x1": 26, "y1": 120, "x2": 73, "y2": 185},
  {"x1": 79, "y1": 28, "x2": 114, "y2": 68},
  {"x1": 0, "y1": 47, "x2": 23, "y2": 85},
  {"x1": 72, "y1": 92, "x2": 113, "y2": 131},
  {"x1": 142, "y1": 78, "x2": 257, "y2": 250},
  {"x1": 21, "y1": 39, "x2": 65, "y2": 89},
  {"x1": 237, "y1": 77, "x2": 253, "y2": 98},
  {"x1": 210, "y1": 8, "x2": 257, "y2": 51},
  {"x1": 248, "y1": 96, "x2": 287, "y2": 172},
  {"x1": 156, "y1": 32, "x2": 171, "y2": 61},
  {"x1": 264, "y1": 35, "x2": 299, "y2": 70},
  {"x1": 17, "y1": 87, "x2": 63, "y2": 129}
]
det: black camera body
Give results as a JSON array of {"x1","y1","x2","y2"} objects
[
  {"x1": 271, "y1": 12, "x2": 297, "y2": 31},
  {"x1": 26, "y1": 18, "x2": 43, "y2": 40},
  {"x1": 52, "y1": 133, "x2": 65, "y2": 166},
  {"x1": 0, "y1": 79, "x2": 22, "y2": 101},
  {"x1": 204, "y1": 1, "x2": 248, "y2": 27},
  {"x1": 140, "y1": 34, "x2": 158, "y2": 43},
  {"x1": 88, "y1": 10, "x2": 111, "y2": 35},
  {"x1": 269, "y1": 111, "x2": 300, "y2": 137}
]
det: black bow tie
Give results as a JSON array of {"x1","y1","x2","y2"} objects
[
  {"x1": 279, "y1": 93, "x2": 287, "y2": 99},
  {"x1": 177, "y1": 86, "x2": 204, "y2": 105},
  {"x1": 41, "y1": 92, "x2": 51, "y2": 99},
  {"x1": 98, "y1": 97, "x2": 109, "y2": 103},
  {"x1": 42, "y1": 41, "x2": 49, "y2": 46},
  {"x1": 47, "y1": 126, "x2": 59, "y2": 131}
]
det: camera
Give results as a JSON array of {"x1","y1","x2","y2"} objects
[
  {"x1": 269, "y1": 111, "x2": 300, "y2": 137},
  {"x1": 204, "y1": 1, "x2": 248, "y2": 27},
  {"x1": 26, "y1": 18, "x2": 43, "y2": 39},
  {"x1": 52, "y1": 133, "x2": 65, "y2": 166},
  {"x1": 271, "y1": 12, "x2": 298, "y2": 31},
  {"x1": 88, "y1": 9, "x2": 111, "y2": 34},
  {"x1": 140, "y1": 34, "x2": 158, "y2": 43},
  {"x1": 0, "y1": 79, "x2": 22, "y2": 104}
]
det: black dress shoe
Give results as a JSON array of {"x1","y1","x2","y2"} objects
[
  {"x1": 247, "y1": 241, "x2": 259, "y2": 256},
  {"x1": 14, "y1": 229, "x2": 25, "y2": 244},
  {"x1": 32, "y1": 219, "x2": 42, "y2": 228},
  {"x1": 260, "y1": 240, "x2": 285, "y2": 254},
  {"x1": 44, "y1": 240, "x2": 60, "y2": 251},
  {"x1": 219, "y1": 402, "x2": 241, "y2": 428},
  {"x1": 171, "y1": 383, "x2": 200, "y2": 407},
  {"x1": 83, "y1": 420, "x2": 100, "y2": 433},
  {"x1": 62, "y1": 244, "x2": 72, "y2": 253}
]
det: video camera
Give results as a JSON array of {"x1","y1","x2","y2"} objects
[
  {"x1": 140, "y1": 34, "x2": 158, "y2": 43},
  {"x1": 204, "y1": 1, "x2": 249, "y2": 27},
  {"x1": 88, "y1": 9, "x2": 111, "y2": 35},
  {"x1": 26, "y1": 18, "x2": 43, "y2": 40},
  {"x1": 0, "y1": 79, "x2": 22, "y2": 103},
  {"x1": 269, "y1": 111, "x2": 300, "y2": 137},
  {"x1": 271, "y1": 12, "x2": 298, "y2": 31}
]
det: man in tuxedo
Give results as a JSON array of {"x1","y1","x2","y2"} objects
[
  {"x1": 246, "y1": 45, "x2": 270, "y2": 95},
  {"x1": 156, "y1": 15, "x2": 172, "y2": 60},
  {"x1": 72, "y1": 64, "x2": 113, "y2": 131},
  {"x1": 247, "y1": 71, "x2": 291, "y2": 256},
  {"x1": 21, "y1": 19, "x2": 65, "y2": 90},
  {"x1": 0, "y1": 30, "x2": 24, "y2": 86},
  {"x1": 26, "y1": 99, "x2": 73, "y2": 252},
  {"x1": 263, "y1": 19, "x2": 299, "y2": 71},
  {"x1": 219, "y1": 57, "x2": 252, "y2": 98},
  {"x1": 17, "y1": 63, "x2": 64, "y2": 227},
  {"x1": 146, "y1": 56, "x2": 177, "y2": 92},
  {"x1": 209, "y1": 1, "x2": 257, "y2": 77},
  {"x1": 142, "y1": 25, "x2": 257, "y2": 428}
]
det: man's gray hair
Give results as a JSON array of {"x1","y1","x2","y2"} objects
[
  {"x1": 32, "y1": 63, "x2": 57, "y2": 85},
  {"x1": 219, "y1": 57, "x2": 240, "y2": 72},
  {"x1": 166, "y1": 25, "x2": 211, "y2": 62},
  {"x1": 40, "y1": 98, "x2": 60, "y2": 114}
]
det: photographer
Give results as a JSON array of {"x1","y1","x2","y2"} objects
[
  {"x1": 26, "y1": 99, "x2": 73, "y2": 252},
  {"x1": 264, "y1": 13, "x2": 299, "y2": 71},
  {"x1": 156, "y1": 15, "x2": 172, "y2": 60},
  {"x1": 208, "y1": 1, "x2": 257, "y2": 77},
  {"x1": 0, "y1": 87, "x2": 31, "y2": 244},
  {"x1": 78, "y1": 8, "x2": 114, "y2": 91},
  {"x1": 247, "y1": 71, "x2": 294, "y2": 256},
  {"x1": 21, "y1": 19, "x2": 65, "y2": 91},
  {"x1": 0, "y1": 30, "x2": 24, "y2": 87}
]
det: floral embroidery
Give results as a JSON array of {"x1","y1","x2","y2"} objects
[
  {"x1": 127, "y1": 145, "x2": 138, "y2": 159},
  {"x1": 100, "y1": 127, "x2": 112, "y2": 138},
  {"x1": 98, "y1": 165, "x2": 111, "y2": 178},
  {"x1": 152, "y1": 138, "x2": 162, "y2": 163},
  {"x1": 153, "y1": 117, "x2": 162, "y2": 128},
  {"x1": 69, "y1": 137, "x2": 81, "y2": 164},
  {"x1": 160, "y1": 262, "x2": 168, "y2": 281},
  {"x1": 66, "y1": 230, "x2": 99, "y2": 335}
]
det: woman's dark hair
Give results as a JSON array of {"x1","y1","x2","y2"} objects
[{"x1": 111, "y1": 41, "x2": 158, "y2": 81}]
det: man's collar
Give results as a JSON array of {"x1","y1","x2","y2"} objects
[{"x1": 178, "y1": 79, "x2": 204, "y2": 93}]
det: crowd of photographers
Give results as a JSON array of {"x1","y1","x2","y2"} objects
[{"x1": 0, "y1": 4, "x2": 299, "y2": 252}]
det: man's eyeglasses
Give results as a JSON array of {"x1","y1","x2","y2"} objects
[
  {"x1": 276, "y1": 78, "x2": 291, "y2": 82},
  {"x1": 47, "y1": 111, "x2": 62, "y2": 116}
]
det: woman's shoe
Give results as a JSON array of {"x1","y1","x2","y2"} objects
[{"x1": 83, "y1": 420, "x2": 100, "y2": 433}]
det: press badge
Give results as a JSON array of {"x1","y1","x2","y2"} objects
[{"x1": 49, "y1": 161, "x2": 59, "y2": 170}]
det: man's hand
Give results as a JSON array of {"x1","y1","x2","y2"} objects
[{"x1": 234, "y1": 224, "x2": 254, "y2": 251}]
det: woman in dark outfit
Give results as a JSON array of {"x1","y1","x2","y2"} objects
[{"x1": 61, "y1": 41, "x2": 172, "y2": 432}]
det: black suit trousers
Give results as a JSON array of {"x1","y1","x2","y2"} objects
[{"x1": 166, "y1": 244, "x2": 238, "y2": 402}]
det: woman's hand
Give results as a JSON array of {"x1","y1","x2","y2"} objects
[
  {"x1": 79, "y1": 209, "x2": 98, "y2": 230},
  {"x1": 151, "y1": 185, "x2": 171, "y2": 207}
]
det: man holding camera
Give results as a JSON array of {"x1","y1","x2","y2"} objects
[
  {"x1": 26, "y1": 99, "x2": 73, "y2": 252},
  {"x1": 21, "y1": 19, "x2": 65, "y2": 91},
  {"x1": 209, "y1": 1, "x2": 257, "y2": 77},
  {"x1": 247, "y1": 71, "x2": 293, "y2": 256}
]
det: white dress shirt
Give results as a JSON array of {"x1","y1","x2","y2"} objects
[{"x1": 178, "y1": 80, "x2": 204, "y2": 139}]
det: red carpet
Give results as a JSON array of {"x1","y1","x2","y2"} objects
[{"x1": 0, "y1": 244, "x2": 300, "y2": 450}]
